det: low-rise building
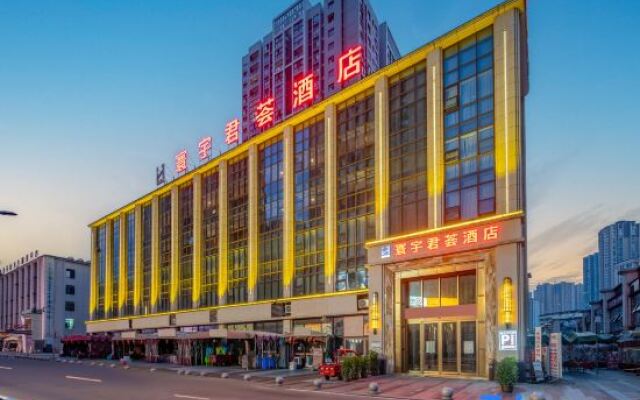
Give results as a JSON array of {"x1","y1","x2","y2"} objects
[{"x1": 0, "y1": 251, "x2": 90, "y2": 353}]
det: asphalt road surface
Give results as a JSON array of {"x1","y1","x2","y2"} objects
[{"x1": 0, "y1": 358, "x2": 371, "y2": 400}]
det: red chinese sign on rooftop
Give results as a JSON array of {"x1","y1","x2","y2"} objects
[
  {"x1": 293, "y1": 73, "x2": 314, "y2": 109},
  {"x1": 337, "y1": 45, "x2": 363, "y2": 83},
  {"x1": 254, "y1": 97, "x2": 275, "y2": 129}
]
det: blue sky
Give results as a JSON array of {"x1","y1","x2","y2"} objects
[{"x1": 1, "y1": 0, "x2": 639, "y2": 287}]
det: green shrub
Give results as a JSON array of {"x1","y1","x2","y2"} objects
[
  {"x1": 341, "y1": 356, "x2": 354, "y2": 381},
  {"x1": 368, "y1": 350, "x2": 379, "y2": 376},
  {"x1": 496, "y1": 357, "x2": 518, "y2": 387}
]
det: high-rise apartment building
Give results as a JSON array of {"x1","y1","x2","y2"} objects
[
  {"x1": 241, "y1": 0, "x2": 400, "y2": 142},
  {"x1": 583, "y1": 252, "x2": 600, "y2": 304},
  {"x1": 598, "y1": 221, "x2": 640, "y2": 290},
  {"x1": 533, "y1": 281, "x2": 585, "y2": 316},
  {"x1": 0, "y1": 252, "x2": 90, "y2": 353}
]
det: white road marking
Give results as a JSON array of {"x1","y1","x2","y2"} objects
[
  {"x1": 0, "y1": 366, "x2": 13, "y2": 370},
  {"x1": 65, "y1": 375, "x2": 102, "y2": 383},
  {"x1": 173, "y1": 394, "x2": 210, "y2": 400}
]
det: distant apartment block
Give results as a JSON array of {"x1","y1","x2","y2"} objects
[
  {"x1": 598, "y1": 221, "x2": 639, "y2": 290},
  {"x1": 583, "y1": 252, "x2": 600, "y2": 303},
  {"x1": 0, "y1": 252, "x2": 90, "y2": 353},
  {"x1": 532, "y1": 281, "x2": 586, "y2": 316},
  {"x1": 241, "y1": 0, "x2": 400, "y2": 141}
]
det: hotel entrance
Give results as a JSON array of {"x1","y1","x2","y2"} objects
[{"x1": 407, "y1": 320, "x2": 477, "y2": 375}]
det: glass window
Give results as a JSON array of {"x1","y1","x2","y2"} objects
[
  {"x1": 459, "y1": 274, "x2": 476, "y2": 305},
  {"x1": 65, "y1": 301, "x2": 75, "y2": 312},
  {"x1": 440, "y1": 276, "x2": 458, "y2": 306},
  {"x1": 408, "y1": 281, "x2": 422, "y2": 308},
  {"x1": 141, "y1": 203, "x2": 152, "y2": 314},
  {"x1": 228, "y1": 157, "x2": 249, "y2": 304},
  {"x1": 201, "y1": 171, "x2": 219, "y2": 307},
  {"x1": 294, "y1": 116, "x2": 325, "y2": 296},
  {"x1": 388, "y1": 63, "x2": 428, "y2": 236},
  {"x1": 64, "y1": 318, "x2": 75, "y2": 330},
  {"x1": 158, "y1": 194, "x2": 172, "y2": 312},
  {"x1": 443, "y1": 27, "x2": 495, "y2": 223},
  {"x1": 423, "y1": 278, "x2": 440, "y2": 307},
  {"x1": 95, "y1": 225, "x2": 106, "y2": 319},
  {"x1": 178, "y1": 183, "x2": 193, "y2": 310},
  {"x1": 65, "y1": 269, "x2": 75, "y2": 279},
  {"x1": 65, "y1": 285, "x2": 75, "y2": 295},
  {"x1": 258, "y1": 137, "x2": 284, "y2": 300},
  {"x1": 336, "y1": 90, "x2": 375, "y2": 291},
  {"x1": 125, "y1": 211, "x2": 135, "y2": 316}
]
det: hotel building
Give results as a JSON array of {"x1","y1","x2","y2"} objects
[{"x1": 88, "y1": 0, "x2": 528, "y2": 378}]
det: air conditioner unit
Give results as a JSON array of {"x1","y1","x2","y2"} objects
[{"x1": 357, "y1": 297, "x2": 369, "y2": 310}]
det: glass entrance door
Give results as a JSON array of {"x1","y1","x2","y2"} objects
[{"x1": 405, "y1": 320, "x2": 477, "y2": 375}]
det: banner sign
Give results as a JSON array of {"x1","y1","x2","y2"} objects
[
  {"x1": 534, "y1": 327, "x2": 542, "y2": 362},
  {"x1": 549, "y1": 332, "x2": 563, "y2": 379}
]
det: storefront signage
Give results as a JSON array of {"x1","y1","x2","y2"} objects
[
  {"x1": 373, "y1": 221, "x2": 508, "y2": 265},
  {"x1": 549, "y1": 332, "x2": 562, "y2": 379},
  {"x1": 534, "y1": 326, "x2": 542, "y2": 362},
  {"x1": 499, "y1": 330, "x2": 517, "y2": 351}
]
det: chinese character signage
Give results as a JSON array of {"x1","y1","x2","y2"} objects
[
  {"x1": 175, "y1": 150, "x2": 187, "y2": 174},
  {"x1": 384, "y1": 224, "x2": 500, "y2": 261},
  {"x1": 337, "y1": 45, "x2": 363, "y2": 83},
  {"x1": 368, "y1": 218, "x2": 522, "y2": 265},
  {"x1": 549, "y1": 332, "x2": 563, "y2": 379},
  {"x1": 224, "y1": 119, "x2": 240, "y2": 145},
  {"x1": 534, "y1": 327, "x2": 542, "y2": 362},
  {"x1": 198, "y1": 136, "x2": 212, "y2": 160},
  {"x1": 254, "y1": 97, "x2": 275, "y2": 128},
  {"x1": 293, "y1": 73, "x2": 314, "y2": 108}
]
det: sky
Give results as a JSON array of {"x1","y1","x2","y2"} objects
[{"x1": 1, "y1": 0, "x2": 639, "y2": 289}]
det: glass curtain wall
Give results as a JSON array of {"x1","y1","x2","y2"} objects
[
  {"x1": 336, "y1": 90, "x2": 375, "y2": 291},
  {"x1": 293, "y1": 116, "x2": 325, "y2": 296},
  {"x1": 141, "y1": 204, "x2": 152, "y2": 314},
  {"x1": 201, "y1": 171, "x2": 219, "y2": 307},
  {"x1": 443, "y1": 27, "x2": 495, "y2": 222},
  {"x1": 258, "y1": 138, "x2": 284, "y2": 300},
  {"x1": 178, "y1": 183, "x2": 193, "y2": 310},
  {"x1": 227, "y1": 158, "x2": 249, "y2": 304},
  {"x1": 111, "y1": 219, "x2": 120, "y2": 317},
  {"x1": 96, "y1": 225, "x2": 106, "y2": 319},
  {"x1": 388, "y1": 63, "x2": 428, "y2": 235},
  {"x1": 125, "y1": 211, "x2": 135, "y2": 315},
  {"x1": 158, "y1": 194, "x2": 171, "y2": 312}
]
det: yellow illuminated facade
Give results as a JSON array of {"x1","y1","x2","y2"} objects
[{"x1": 88, "y1": 0, "x2": 528, "y2": 378}]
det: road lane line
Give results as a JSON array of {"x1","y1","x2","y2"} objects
[
  {"x1": 65, "y1": 375, "x2": 102, "y2": 383},
  {"x1": 173, "y1": 394, "x2": 210, "y2": 400},
  {"x1": 0, "y1": 366, "x2": 13, "y2": 370}
]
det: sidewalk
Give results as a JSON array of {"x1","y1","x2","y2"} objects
[{"x1": 0, "y1": 352, "x2": 56, "y2": 361}]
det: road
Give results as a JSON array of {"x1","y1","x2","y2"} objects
[{"x1": 0, "y1": 358, "x2": 371, "y2": 400}]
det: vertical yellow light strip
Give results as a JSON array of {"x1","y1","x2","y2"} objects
[
  {"x1": 217, "y1": 160, "x2": 228, "y2": 304},
  {"x1": 374, "y1": 77, "x2": 389, "y2": 240},
  {"x1": 89, "y1": 227, "x2": 97, "y2": 319},
  {"x1": 170, "y1": 186, "x2": 180, "y2": 310},
  {"x1": 282, "y1": 127, "x2": 295, "y2": 297},
  {"x1": 247, "y1": 145, "x2": 259, "y2": 301},
  {"x1": 133, "y1": 205, "x2": 143, "y2": 314},
  {"x1": 324, "y1": 105, "x2": 337, "y2": 292},
  {"x1": 192, "y1": 174, "x2": 202, "y2": 306},
  {"x1": 432, "y1": 65, "x2": 439, "y2": 228},
  {"x1": 104, "y1": 220, "x2": 113, "y2": 316},
  {"x1": 503, "y1": 29, "x2": 510, "y2": 213},
  {"x1": 118, "y1": 213, "x2": 126, "y2": 312}
]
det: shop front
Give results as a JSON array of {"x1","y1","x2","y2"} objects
[{"x1": 367, "y1": 214, "x2": 527, "y2": 378}]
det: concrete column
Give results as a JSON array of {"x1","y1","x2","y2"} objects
[
  {"x1": 192, "y1": 174, "x2": 203, "y2": 308},
  {"x1": 150, "y1": 196, "x2": 160, "y2": 313},
  {"x1": 248, "y1": 145, "x2": 259, "y2": 302},
  {"x1": 426, "y1": 48, "x2": 444, "y2": 229},
  {"x1": 494, "y1": 9, "x2": 524, "y2": 215},
  {"x1": 282, "y1": 127, "x2": 295, "y2": 298},
  {"x1": 105, "y1": 220, "x2": 113, "y2": 317},
  {"x1": 217, "y1": 160, "x2": 229, "y2": 305},
  {"x1": 170, "y1": 186, "x2": 180, "y2": 311},
  {"x1": 374, "y1": 76, "x2": 389, "y2": 240},
  {"x1": 89, "y1": 226, "x2": 98, "y2": 320},
  {"x1": 118, "y1": 213, "x2": 127, "y2": 315},
  {"x1": 133, "y1": 204, "x2": 143, "y2": 315},
  {"x1": 324, "y1": 104, "x2": 337, "y2": 293},
  {"x1": 622, "y1": 278, "x2": 631, "y2": 330}
]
